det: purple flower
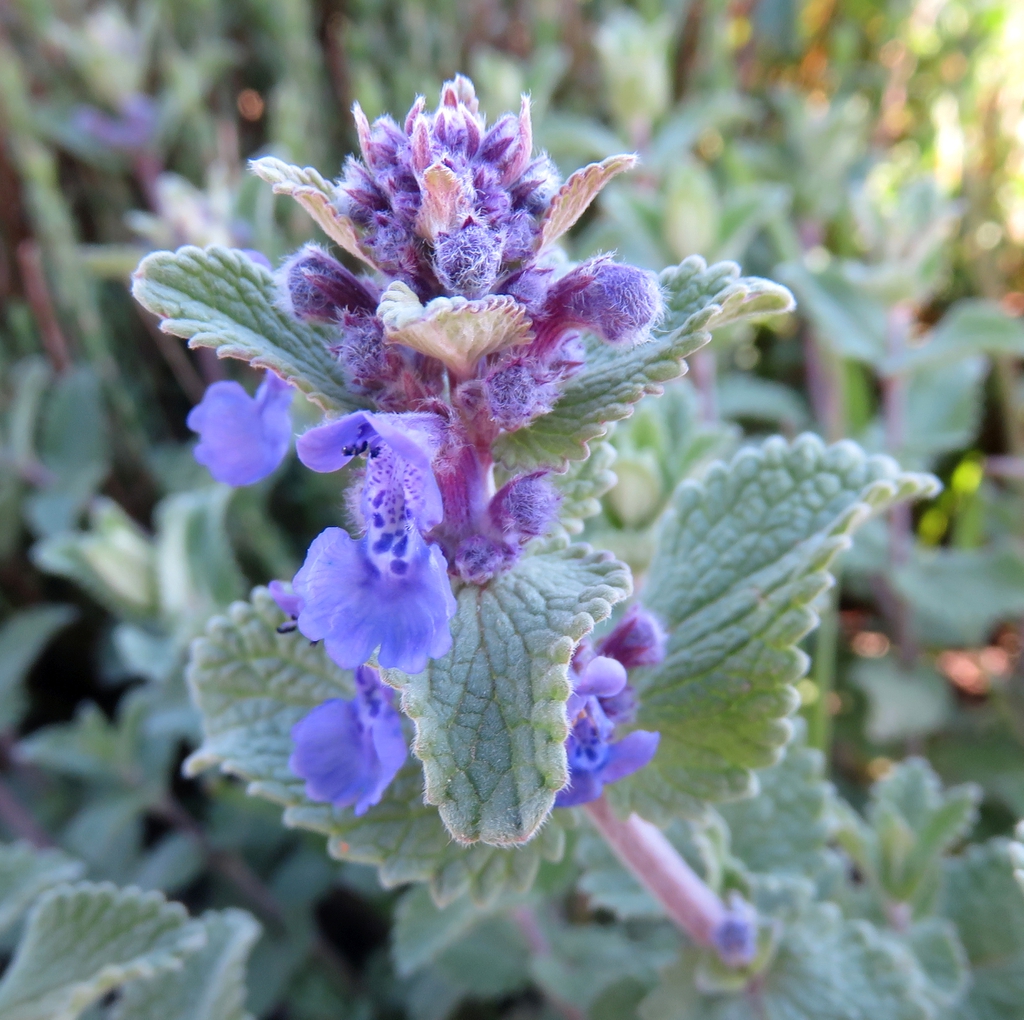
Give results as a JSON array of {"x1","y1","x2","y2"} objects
[
  {"x1": 289, "y1": 664, "x2": 407, "y2": 815},
  {"x1": 268, "y1": 580, "x2": 303, "y2": 619},
  {"x1": 713, "y1": 896, "x2": 759, "y2": 967},
  {"x1": 292, "y1": 411, "x2": 456, "y2": 673},
  {"x1": 186, "y1": 371, "x2": 292, "y2": 486},
  {"x1": 555, "y1": 655, "x2": 660, "y2": 808}
]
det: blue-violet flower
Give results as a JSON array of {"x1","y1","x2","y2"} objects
[
  {"x1": 186, "y1": 370, "x2": 292, "y2": 486},
  {"x1": 556, "y1": 654, "x2": 660, "y2": 807},
  {"x1": 289, "y1": 664, "x2": 407, "y2": 815},
  {"x1": 290, "y1": 410, "x2": 456, "y2": 673}
]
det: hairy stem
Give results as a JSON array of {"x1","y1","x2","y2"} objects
[{"x1": 585, "y1": 796, "x2": 754, "y2": 964}]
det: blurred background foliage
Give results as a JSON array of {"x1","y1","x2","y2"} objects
[{"x1": 2, "y1": 0, "x2": 1024, "y2": 1016}]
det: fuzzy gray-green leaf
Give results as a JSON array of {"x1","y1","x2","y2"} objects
[
  {"x1": 131, "y1": 245, "x2": 362, "y2": 413},
  {"x1": 392, "y1": 545, "x2": 631, "y2": 846},
  {"x1": 0, "y1": 842, "x2": 84, "y2": 937},
  {"x1": 639, "y1": 900, "x2": 935, "y2": 1020},
  {"x1": 113, "y1": 908, "x2": 262, "y2": 1020},
  {"x1": 0, "y1": 882, "x2": 206, "y2": 1020},
  {"x1": 612, "y1": 434, "x2": 937, "y2": 820}
]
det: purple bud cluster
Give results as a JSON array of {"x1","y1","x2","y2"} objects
[
  {"x1": 183, "y1": 76, "x2": 669, "y2": 815},
  {"x1": 341, "y1": 77, "x2": 554, "y2": 296}
]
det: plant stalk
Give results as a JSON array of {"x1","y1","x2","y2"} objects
[{"x1": 585, "y1": 796, "x2": 753, "y2": 964}]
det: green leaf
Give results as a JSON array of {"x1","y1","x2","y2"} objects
[
  {"x1": 717, "y1": 373, "x2": 810, "y2": 431},
  {"x1": 131, "y1": 246, "x2": 363, "y2": 413},
  {"x1": 185, "y1": 588, "x2": 565, "y2": 906},
  {"x1": 941, "y1": 840, "x2": 1024, "y2": 1020},
  {"x1": 892, "y1": 545, "x2": 1024, "y2": 648},
  {"x1": 718, "y1": 725, "x2": 836, "y2": 881},
  {"x1": 840, "y1": 758, "x2": 980, "y2": 915},
  {"x1": 900, "y1": 358, "x2": 986, "y2": 469},
  {"x1": 775, "y1": 261, "x2": 887, "y2": 365},
  {"x1": 849, "y1": 657, "x2": 952, "y2": 745},
  {"x1": 390, "y1": 545, "x2": 631, "y2": 846},
  {"x1": 905, "y1": 918, "x2": 970, "y2": 1013},
  {"x1": 31, "y1": 498, "x2": 158, "y2": 622},
  {"x1": 532, "y1": 921, "x2": 677, "y2": 1012},
  {"x1": 554, "y1": 440, "x2": 618, "y2": 536},
  {"x1": 639, "y1": 901, "x2": 935, "y2": 1020},
  {"x1": 429, "y1": 915, "x2": 531, "y2": 1000},
  {"x1": 0, "y1": 604, "x2": 77, "y2": 730},
  {"x1": 0, "y1": 882, "x2": 207, "y2": 1020},
  {"x1": 612, "y1": 434, "x2": 936, "y2": 820},
  {"x1": 493, "y1": 257, "x2": 793, "y2": 471},
  {"x1": 392, "y1": 885, "x2": 487, "y2": 977},
  {"x1": 24, "y1": 367, "x2": 110, "y2": 538},
  {"x1": 0, "y1": 842, "x2": 84, "y2": 937},
  {"x1": 895, "y1": 299, "x2": 1024, "y2": 371},
  {"x1": 113, "y1": 908, "x2": 262, "y2": 1020},
  {"x1": 154, "y1": 485, "x2": 247, "y2": 636},
  {"x1": 19, "y1": 691, "x2": 174, "y2": 794}
]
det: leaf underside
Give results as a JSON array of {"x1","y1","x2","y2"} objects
[
  {"x1": 185, "y1": 589, "x2": 566, "y2": 905},
  {"x1": 610, "y1": 434, "x2": 937, "y2": 822},
  {"x1": 389, "y1": 544, "x2": 632, "y2": 847},
  {"x1": 132, "y1": 245, "x2": 364, "y2": 414}
]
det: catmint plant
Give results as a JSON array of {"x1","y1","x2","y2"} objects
[{"x1": 130, "y1": 74, "x2": 938, "y2": 1002}]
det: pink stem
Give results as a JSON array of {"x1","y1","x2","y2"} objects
[{"x1": 585, "y1": 796, "x2": 754, "y2": 963}]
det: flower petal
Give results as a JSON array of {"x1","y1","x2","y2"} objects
[
  {"x1": 554, "y1": 768, "x2": 604, "y2": 808},
  {"x1": 294, "y1": 527, "x2": 456, "y2": 674},
  {"x1": 289, "y1": 698, "x2": 376, "y2": 808},
  {"x1": 598, "y1": 730, "x2": 660, "y2": 785},
  {"x1": 575, "y1": 656, "x2": 628, "y2": 698},
  {"x1": 186, "y1": 372, "x2": 292, "y2": 486}
]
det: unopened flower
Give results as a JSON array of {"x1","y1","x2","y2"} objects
[
  {"x1": 540, "y1": 256, "x2": 663, "y2": 346},
  {"x1": 186, "y1": 371, "x2": 292, "y2": 486},
  {"x1": 340, "y1": 75, "x2": 557, "y2": 296},
  {"x1": 597, "y1": 604, "x2": 667, "y2": 670},
  {"x1": 291, "y1": 411, "x2": 456, "y2": 673},
  {"x1": 289, "y1": 664, "x2": 407, "y2": 815}
]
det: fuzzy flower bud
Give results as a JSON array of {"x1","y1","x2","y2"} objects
[
  {"x1": 433, "y1": 224, "x2": 503, "y2": 298},
  {"x1": 280, "y1": 243, "x2": 377, "y2": 322},
  {"x1": 544, "y1": 256, "x2": 663, "y2": 345},
  {"x1": 488, "y1": 472, "x2": 561, "y2": 538}
]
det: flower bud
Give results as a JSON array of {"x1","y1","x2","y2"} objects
[
  {"x1": 545, "y1": 256, "x2": 663, "y2": 345},
  {"x1": 489, "y1": 472, "x2": 560, "y2": 538},
  {"x1": 281, "y1": 244, "x2": 377, "y2": 321},
  {"x1": 597, "y1": 604, "x2": 667, "y2": 670},
  {"x1": 454, "y1": 535, "x2": 514, "y2": 584},
  {"x1": 433, "y1": 224, "x2": 502, "y2": 297}
]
